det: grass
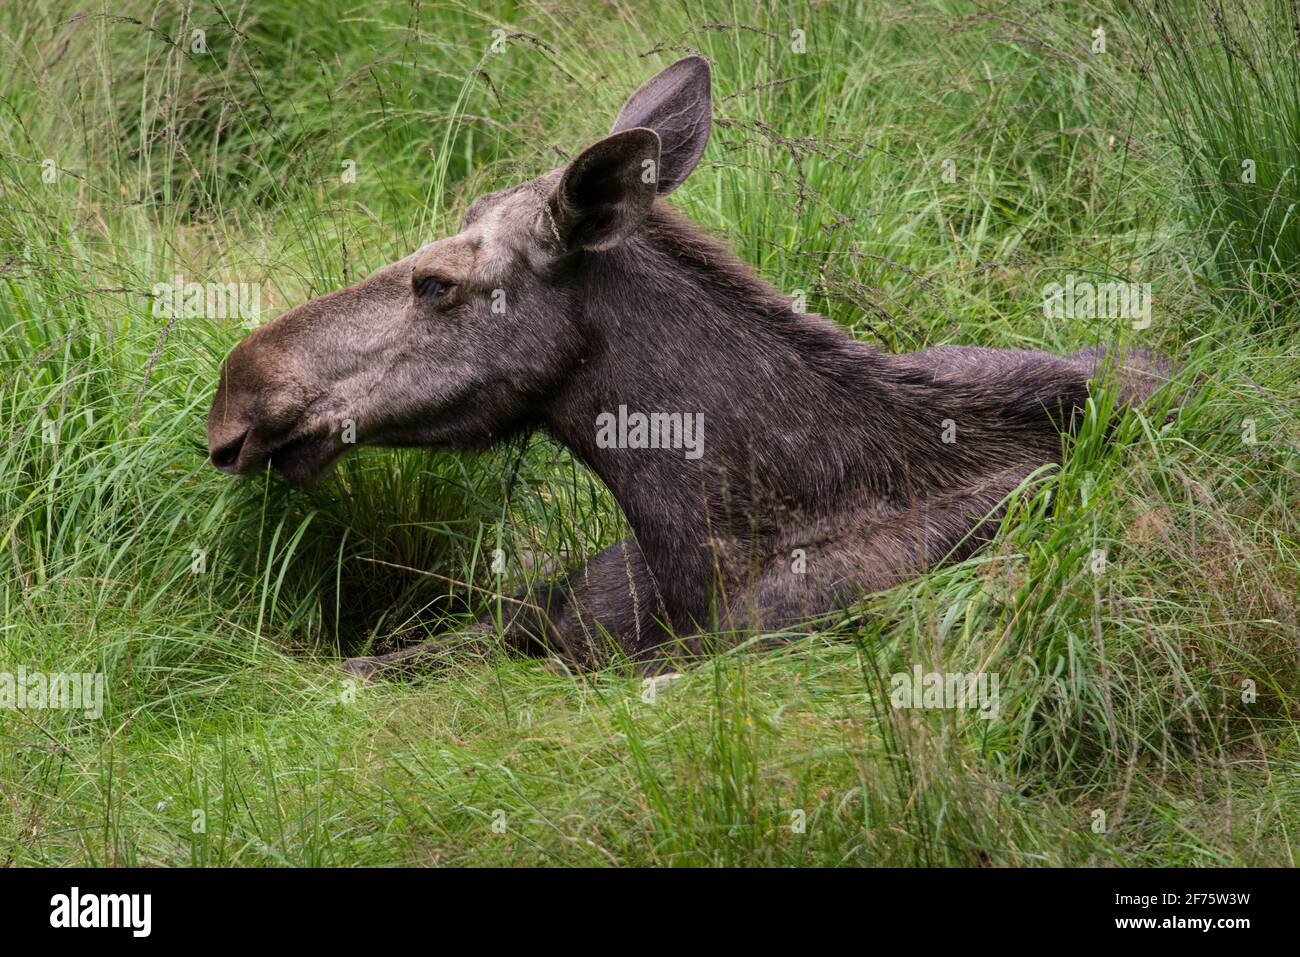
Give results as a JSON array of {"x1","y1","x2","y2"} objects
[
  {"x1": 1134, "y1": 0, "x2": 1300, "y2": 325},
  {"x1": 0, "y1": 0, "x2": 1296, "y2": 866}
]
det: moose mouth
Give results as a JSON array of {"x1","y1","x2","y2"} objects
[
  {"x1": 211, "y1": 426, "x2": 340, "y2": 487},
  {"x1": 267, "y1": 431, "x2": 340, "y2": 486}
]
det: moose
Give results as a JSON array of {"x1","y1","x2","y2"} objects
[{"x1": 207, "y1": 57, "x2": 1172, "y2": 678}]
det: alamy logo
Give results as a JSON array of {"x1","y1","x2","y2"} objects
[
  {"x1": 595, "y1": 405, "x2": 704, "y2": 460},
  {"x1": 50, "y1": 887, "x2": 151, "y2": 937},
  {"x1": 890, "y1": 665, "x2": 1000, "y2": 719},
  {"x1": 0, "y1": 666, "x2": 104, "y2": 719},
  {"x1": 1042, "y1": 274, "x2": 1151, "y2": 329},
  {"x1": 152, "y1": 273, "x2": 262, "y2": 324}
]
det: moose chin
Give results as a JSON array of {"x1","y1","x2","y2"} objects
[{"x1": 207, "y1": 56, "x2": 1174, "y2": 680}]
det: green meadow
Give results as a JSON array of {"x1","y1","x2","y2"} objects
[{"x1": 0, "y1": 0, "x2": 1296, "y2": 866}]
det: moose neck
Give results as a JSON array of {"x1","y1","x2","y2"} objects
[{"x1": 542, "y1": 205, "x2": 945, "y2": 615}]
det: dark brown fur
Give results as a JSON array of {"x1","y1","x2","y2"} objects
[{"x1": 206, "y1": 57, "x2": 1172, "y2": 677}]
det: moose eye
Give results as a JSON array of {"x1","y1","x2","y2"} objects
[{"x1": 414, "y1": 274, "x2": 455, "y2": 300}]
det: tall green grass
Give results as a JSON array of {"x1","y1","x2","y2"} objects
[
  {"x1": 1134, "y1": 0, "x2": 1300, "y2": 323},
  {"x1": 0, "y1": 0, "x2": 1296, "y2": 866}
]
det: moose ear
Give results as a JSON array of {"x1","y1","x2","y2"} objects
[
  {"x1": 610, "y1": 56, "x2": 712, "y2": 195},
  {"x1": 551, "y1": 127, "x2": 661, "y2": 251}
]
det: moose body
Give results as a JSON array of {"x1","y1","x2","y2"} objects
[{"x1": 207, "y1": 57, "x2": 1171, "y2": 676}]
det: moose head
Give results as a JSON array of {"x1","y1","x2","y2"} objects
[{"x1": 207, "y1": 57, "x2": 713, "y2": 486}]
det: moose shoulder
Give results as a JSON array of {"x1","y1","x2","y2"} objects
[{"x1": 206, "y1": 56, "x2": 1173, "y2": 677}]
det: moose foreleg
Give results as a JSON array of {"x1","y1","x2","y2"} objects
[{"x1": 341, "y1": 537, "x2": 673, "y2": 679}]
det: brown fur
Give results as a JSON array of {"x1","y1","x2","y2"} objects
[{"x1": 207, "y1": 57, "x2": 1173, "y2": 677}]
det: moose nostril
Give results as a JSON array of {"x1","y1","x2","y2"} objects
[{"x1": 211, "y1": 431, "x2": 248, "y2": 470}]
